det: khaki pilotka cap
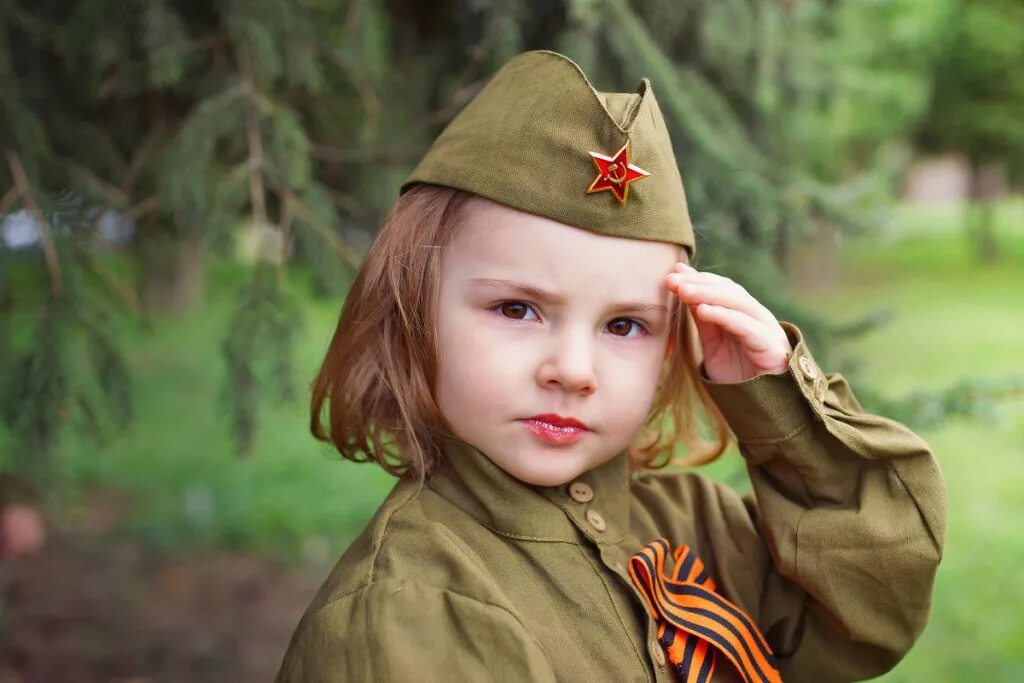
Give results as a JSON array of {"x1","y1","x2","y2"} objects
[{"x1": 400, "y1": 49, "x2": 697, "y2": 258}]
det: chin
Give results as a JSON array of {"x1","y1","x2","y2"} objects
[
  {"x1": 504, "y1": 447, "x2": 595, "y2": 488},
  {"x1": 514, "y1": 468, "x2": 577, "y2": 488}
]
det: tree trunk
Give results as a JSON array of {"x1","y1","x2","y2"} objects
[
  {"x1": 966, "y1": 160, "x2": 1007, "y2": 263},
  {"x1": 138, "y1": 230, "x2": 206, "y2": 314},
  {"x1": 786, "y1": 213, "x2": 840, "y2": 290},
  {"x1": 773, "y1": 218, "x2": 791, "y2": 274}
]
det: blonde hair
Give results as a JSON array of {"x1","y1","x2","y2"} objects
[{"x1": 310, "y1": 183, "x2": 731, "y2": 479}]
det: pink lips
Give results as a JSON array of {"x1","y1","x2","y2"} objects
[{"x1": 519, "y1": 414, "x2": 590, "y2": 445}]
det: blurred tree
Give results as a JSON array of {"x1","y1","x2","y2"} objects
[
  {"x1": 1, "y1": 1, "x2": 364, "y2": 459},
  {"x1": 1, "y1": 0, "x2": 136, "y2": 492},
  {"x1": 915, "y1": 0, "x2": 1024, "y2": 261}
]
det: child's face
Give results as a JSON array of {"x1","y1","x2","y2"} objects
[{"x1": 434, "y1": 197, "x2": 680, "y2": 487}]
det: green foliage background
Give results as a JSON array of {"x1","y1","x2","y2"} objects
[{"x1": 2, "y1": 0, "x2": 1023, "y2": 678}]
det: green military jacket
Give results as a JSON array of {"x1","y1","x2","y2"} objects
[{"x1": 275, "y1": 322, "x2": 947, "y2": 682}]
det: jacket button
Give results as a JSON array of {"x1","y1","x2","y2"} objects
[
  {"x1": 798, "y1": 355, "x2": 818, "y2": 380},
  {"x1": 585, "y1": 509, "x2": 606, "y2": 532},
  {"x1": 813, "y1": 373, "x2": 828, "y2": 400},
  {"x1": 651, "y1": 640, "x2": 665, "y2": 667},
  {"x1": 568, "y1": 481, "x2": 594, "y2": 503}
]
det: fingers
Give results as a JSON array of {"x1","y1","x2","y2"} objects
[
  {"x1": 691, "y1": 303, "x2": 776, "y2": 353},
  {"x1": 665, "y1": 265, "x2": 779, "y2": 331},
  {"x1": 665, "y1": 263, "x2": 792, "y2": 380}
]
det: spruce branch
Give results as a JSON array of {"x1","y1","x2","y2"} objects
[
  {"x1": 119, "y1": 195, "x2": 159, "y2": 226},
  {"x1": 239, "y1": 51, "x2": 269, "y2": 228},
  {"x1": 277, "y1": 188, "x2": 292, "y2": 282},
  {"x1": 5, "y1": 150, "x2": 63, "y2": 297},
  {"x1": 310, "y1": 142, "x2": 422, "y2": 166},
  {"x1": 328, "y1": 52, "x2": 381, "y2": 140},
  {"x1": 119, "y1": 123, "x2": 165, "y2": 195},
  {"x1": 0, "y1": 185, "x2": 19, "y2": 216},
  {"x1": 66, "y1": 160, "x2": 131, "y2": 207},
  {"x1": 79, "y1": 256, "x2": 142, "y2": 316},
  {"x1": 323, "y1": 186, "x2": 366, "y2": 222},
  {"x1": 264, "y1": 176, "x2": 360, "y2": 267},
  {"x1": 863, "y1": 374, "x2": 1024, "y2": 431}
]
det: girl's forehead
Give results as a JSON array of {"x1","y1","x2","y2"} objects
[
  {"x1": 455, "y1": 198, "x2": 680, "y2": 259},
  {"x1": 446, "y1": 200, "x2": 680, "y2": 295}
]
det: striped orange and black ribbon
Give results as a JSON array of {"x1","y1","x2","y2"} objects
[{"x1": 628, "y1": 538, "x2": 782, "y2": 683}]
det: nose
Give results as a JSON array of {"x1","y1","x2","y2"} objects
[{"x1": 535, "y1": 327, "x2": 597, "y2": 395}]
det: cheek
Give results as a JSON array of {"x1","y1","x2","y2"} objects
[
  {"x1": 601, "y1": 349, "x2": 666, "y2": 428},
  {"x1": 435, "y1": 311, "x2": 525, "y2": 413}
]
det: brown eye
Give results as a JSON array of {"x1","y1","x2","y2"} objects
[
  {"x1": 499, "y1": 302, "x2": 532, "y2": 320},
  {"x1": 607, "y1": 318, "x2": 644, "y2": 338},
  {"x1": 608, "y1": 319, "x2": 632, "y2": 336}
]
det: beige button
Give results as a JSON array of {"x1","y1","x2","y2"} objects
[
  {"x1": 585, "y1": 509, "x2": 606, "y2": 532},
  {"x1": 568, "y1": 481, "x2": 594, "y2": 503},
  {"x1": 813, "y1": 374, "x2": 828, "y2": 400},
  {"x1": 651, "y1": 640, "x2": 665, "y2": 667},
  {"x1": 798, "y1": 355, "x2": 818, "y2": 380}
]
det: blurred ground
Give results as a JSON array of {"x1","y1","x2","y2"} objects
[{"x1": 0, "y1": 489, "x2": 317, "y2": 683}]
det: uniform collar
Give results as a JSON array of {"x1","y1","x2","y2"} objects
[{"x1": 427, "y1": 435, "x2": 632, "y2": 545}]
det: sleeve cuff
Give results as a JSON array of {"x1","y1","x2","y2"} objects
[{"x1": 699, "y1": 321, "x2": 828, "y2": 444}]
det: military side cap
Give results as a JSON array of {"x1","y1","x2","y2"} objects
[{"x1": 400, "y1": 49, "x2": 696, "y2": 256}]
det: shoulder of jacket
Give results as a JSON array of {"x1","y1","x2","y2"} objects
[
  {"x1": 277, "y1": 575, "x2": 540, "y2": 683},
  {"x1": 310, "y1": 575, "x2": 520, "y2": 624},
  {"x1": 303, "y1": 478, "x2": 501, "y2": 615}
]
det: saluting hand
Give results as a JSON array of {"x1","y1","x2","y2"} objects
[{"x1": 665, "y1": 262, "x2": 793, "y2": 384}]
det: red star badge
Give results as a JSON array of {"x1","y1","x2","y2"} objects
[{"x1": 586, "y1": 141, "x2": 649, "y2": 205}]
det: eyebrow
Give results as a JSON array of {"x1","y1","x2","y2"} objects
[{"x1": 469, "y1": 277, "x2": 669, "y2": 316}]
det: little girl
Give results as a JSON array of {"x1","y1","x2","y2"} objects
[{"x1": 275, "y1": 50, "x2": 946, "y2": 683}]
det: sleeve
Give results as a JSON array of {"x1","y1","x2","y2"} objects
[
  {"x1": 274, "y1": 579, "x2": 557, "y2": 682},
  {"x1": 698, "y1": 321, "x2": 947, "y2": 683}
]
